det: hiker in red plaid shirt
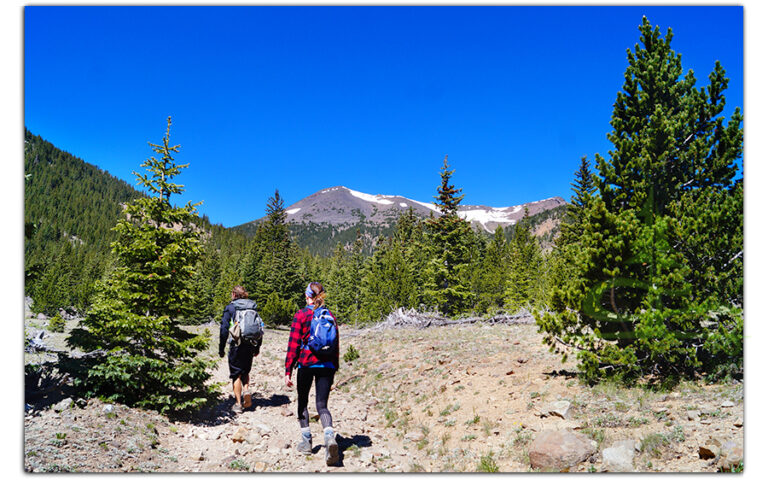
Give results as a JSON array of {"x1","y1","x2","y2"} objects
[{"x1": 284, "y1": 282, "x2": 340, "y2": 466}]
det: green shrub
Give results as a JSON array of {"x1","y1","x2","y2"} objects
[
  {"x1": 477, "y1": 453, "x2": 499, "y2": 473},
  {"x1": 48, "y1": 313, "x2": 65, "y2": 333},
  {"x1": 343, "y1": 344, "x2": 360, "y2": 362}
]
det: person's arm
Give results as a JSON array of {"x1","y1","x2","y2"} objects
[
  {"x1": 253, "y1": 335, "x2": 262, "y2": 357},
  {"x1": 284, "y1": 309, "x2": 305, "y2": 381},
  {"x1": 333, "y1": 310, "x2": 340, "y2": 370},
  {"x1": 219, "y1": 305, "x2": 233, "y2": 357}
]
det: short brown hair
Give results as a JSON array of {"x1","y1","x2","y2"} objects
[{"x1": 232, "y1": 285, "x2": 248, "y2": 299}]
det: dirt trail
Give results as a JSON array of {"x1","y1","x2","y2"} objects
[{"x1": 24, "y1": 320, "x2": 743, "y2": 472}]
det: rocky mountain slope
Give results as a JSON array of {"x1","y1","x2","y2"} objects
[
  {"x1": 236, "y1": 186, "x2": 566, "y2": 234},
  {"x1": 24, "y1": 308, "x2": 743, "y2": 473}
]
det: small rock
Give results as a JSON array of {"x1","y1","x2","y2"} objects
[
  {"x1": 721, "y1": 400, "x2": 736, "y2": 408},
  {"x1": 232, "y1": 427, "x2": 248, "y2": 443},
  {"x1": 252, "y1": 461, "x2": 267, "y2": 472},
  {"x1": 103, "y1": 404, "x2": 115, "y2": 414},
  {"x1": 36, "y1": 313, "x2": 47, "y2": 321},
  {"x1": 652, "y1": 406, "x2": 668, "y2": 414},
  {"x1": 52, "y1": 398, "x2": 73, "y2": 413},
  {"x1": 733, "y1": 418, "x2": 743, "y2": 428},
  {"x1": 698, "y1": 445, "x2": 717, "y2": 460},
  {"x1": 546, "y1": 401, "x2": 573, "y2": 419},
  {"x1": 687, "y1": 411, "x2": 701, "y2": 421},
  {"x1": 361, "y1": 452, "x2": 374, "y2": 464},
  {"x1": 700, "y1": 418, "x2": 712, "y2": 425},
  {"x1": 281, "y1": 406, "x2": 293, "y2": 417},
  {"x1": 192, "y1": 451, "x2": 206, "y2": 462},
  {"x1": 254, "y1": 423, "x2": 271, "y2": 434},
  {"x1": 405, "y1": 430, "x2": 424, "y2": 443},
  {"x1": 602, "y1": 441, "x2": 636, "y2": 472}
]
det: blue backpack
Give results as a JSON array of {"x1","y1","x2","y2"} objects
[{"x1": 304, "y1": 306, "x2": 338, "y2": 359}]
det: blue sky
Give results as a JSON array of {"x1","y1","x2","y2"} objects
[{"x1": 24, "y1": 6, "x2": 744, "y2": 228}]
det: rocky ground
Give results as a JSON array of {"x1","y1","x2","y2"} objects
[{"x1": 24, "y1": 306, "x2": 744, "y2": 473}]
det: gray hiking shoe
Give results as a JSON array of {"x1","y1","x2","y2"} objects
[
  {"x1": 232, "y1": 404, "x2": 243, "y2": 414},
  {"x1": 297, "y1": 434, "x2": 312, "y2": 454},
  {"x1": 324, "y1": 432, "x2": 339, "y2": 466}
]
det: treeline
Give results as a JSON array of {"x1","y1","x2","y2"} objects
[{"x1": 187, "y1": 160, "x2": 555, "y2": 327}]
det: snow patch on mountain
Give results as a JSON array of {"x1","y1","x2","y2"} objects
[
  {"x1": 411, "y1": 200, "x2": 441, "y2": 214},
  {"x1": 286, "y1": 208, "x2": 301, "y2": 215},
  {"x1": 348, "y1": 188, "x2": 395, "y2": 205},
  {"x1": 458, "y1": 209, "x2": 518, "y2": 232}
]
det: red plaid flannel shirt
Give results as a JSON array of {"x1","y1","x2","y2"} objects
[{"x1": 285, "y1": 306, "x2": 339, "y2": 377}]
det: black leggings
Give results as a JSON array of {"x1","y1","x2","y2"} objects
[{"x1": 296, "y1": 367, "x2": 335, "y2": 429}]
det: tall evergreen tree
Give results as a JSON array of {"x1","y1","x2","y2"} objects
[
  {"x1": 327, "y1": 232, "x2": 365, "y2": 325},
  {"x1": 537, "y1": 18, "x2": 743, "y2": 384},
  {"x1": 506, "y1": 209, "x2": 544, "y2": 310},
  {"x1": 242, "y1": 190, "x2": 303, "y2": 325},
  {"x1": 424, "y1": 156, "x2": 475, "y2": 315},
  {"x1": 68, "y1": 118, "x2": 215, "y2": 412},
  {"x1": 471, "y1": 225, "x2": 510, "y2": 314}
]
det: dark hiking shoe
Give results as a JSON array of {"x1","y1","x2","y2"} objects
[
  {"x1": 232, "y1": 404, "x2": 243, "y2": 414},
  {"x1": 297, "y1": 434, "x2": 312, "y2": 454},
  {"x1": 324, "y1": 432, "x2": 339, "y2": 466}
]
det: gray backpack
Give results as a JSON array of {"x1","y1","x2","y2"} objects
[{"x1": 228, "y1": 299, "x2": 264, "y2": 347}]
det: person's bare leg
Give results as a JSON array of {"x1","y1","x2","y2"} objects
[{"x1": 233, "y1": 377, "x2": 243, "y2": 406}]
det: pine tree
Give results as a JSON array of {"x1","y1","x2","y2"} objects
[
  {"x1": 537, "y1": 18, "x2": 743, "y2": 384},
  {"x1": 242, "y1": 190, "x2": 302, "y2": 325},
  {"x1": 558, "y1": 156, "x2": 597, "y2": 246},
  {"x1": 424, "y1": 156, "x2": 475, "y2": 315},
  {"x1": 472, "y1": 226, "x2": 509, "y2": 314},
  {"x1": 327, "y1": 232, "x2": 365, "y2": 325},
  {"x1": 547, "y1": 157, "x2": 598, "y2": 306},
  {"x1": 505, "y1": 209, "x2": 544, "y2": 310},
  {"x1": 68, "y1": 118, "x2": 215, "y2": 412}
]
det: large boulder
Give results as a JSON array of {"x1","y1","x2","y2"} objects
[
  {"x1": 529, "y1": 429, "x2": 597, "y2": 471},
  {"x1": 717, "y1": 440, "x2": 743, "y2": 471}
]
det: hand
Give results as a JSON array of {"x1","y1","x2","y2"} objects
[
  {"x1": 218, "y1": 349, "x2": 225, "y2": 358},
  {"x1": 284, "y1": 374, "x2": 293, "y2": 388}
]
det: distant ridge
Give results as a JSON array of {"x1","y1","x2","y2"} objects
[{"x1": 238, "y1": 185, "x2": 566, "y2": 234}]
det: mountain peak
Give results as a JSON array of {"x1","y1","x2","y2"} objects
[{"x1": 272, "y1": 186, "x2": 565, "y2": 233}]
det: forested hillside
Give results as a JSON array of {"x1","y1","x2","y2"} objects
[
  {"x1": 24, "y1": 130, "x2": 143, "y2": 314},
  {"x1": 23, "y1": 129, "x2": 250, "y2": 318}
]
